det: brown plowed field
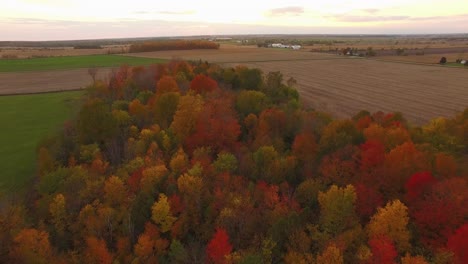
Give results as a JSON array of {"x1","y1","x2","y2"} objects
[
  {"x1": 375, "y1": 54, "x2": 466, "y2": 64},
  {"x1": 0, "y1": 68, "x2": 111, "y2": 95},
  {"x1": 124, "y1": 45, "x2": 339, "y2": 63},
  {"x1": 230, "y1": 58, "x2": 467, "y2": 125}
]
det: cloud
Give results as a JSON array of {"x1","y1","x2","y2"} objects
[
  {"x1": 330, "y1": 13, "x2": 468, "y2": 23},
  {"x1": 332, "y1": 15, "x2": 410, "y2": 22},
  {"x1": 267, "y1": 6, "x2": 304, "y2": 16},
  {"x1": 362, "y1": 9, "x2": 380, "y2": 14},
  {"x1": 157, "y1": 10, "x2": 195, "y2": 15},
  {"x1": 133, "y1": 10, "x2": 195, "y2": 15},
  {"x1": 409, "y1": 13, "x2": 468, "y2": 21}
]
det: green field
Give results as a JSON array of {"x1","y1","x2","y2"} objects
[
  {"x1": 0, "y1": 91, "x2": 83, "y2": 191},
  {"x1": 0, "y1": 55, "x2": 165, "y2": 72}
]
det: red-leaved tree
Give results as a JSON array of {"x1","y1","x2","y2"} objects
[
  {"x1": 368, "y1": 236, "x2": 397, "y2": 264},
  {"x1": 206, "y1": 228, "x2": 233, "y2": 264},
  {"x1": 190, "y1": 74, "x2": 218, "y2": 94},
  {"x1": 447, "y1": 224, "x2": 468, "y2": 264}
]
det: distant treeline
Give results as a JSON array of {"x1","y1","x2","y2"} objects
[
  {"x1": 129, "y1": 40, "x2": 220, "y2": 53},
  {"x1": 74, "y1": 45, "x2": 102, "y2": 49}
]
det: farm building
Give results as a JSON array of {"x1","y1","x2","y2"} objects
[{"x1": 271, "y1": 43, "x2": 301, "y2": 49}]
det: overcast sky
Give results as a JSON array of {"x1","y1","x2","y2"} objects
[{"x1": 1, "y1": 0, "x2": 468, "y2": 40}]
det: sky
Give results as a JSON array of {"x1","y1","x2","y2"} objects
[{"x1": 1, "y1": 0, "x2": 468, "y2": 40}]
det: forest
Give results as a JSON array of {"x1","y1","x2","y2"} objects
[
  {"x1": 129, "y1": 40, "x2": 220, "y2": 53},
  {"x1": 0, "y1": 60, "x2": 467, "y2": 264}
]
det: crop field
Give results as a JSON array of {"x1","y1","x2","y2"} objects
[
  {"x1": 0, "y1": 68, "x2": 113, "y2": 94},
  {"x1": 125, "y1": 44, "x2": 340, "y2": 63},
  {"x1": 0, "y1": 90, "x2": 83, "y2": 191},
  {"x1": 231, "y1": 58, "x2": 468, "y2": 125},
  {"x1": 0, "y1": 45, "x2": 129, "y2": 59},
  {"x1": 376, "y1": 53, "x2": 467, "y2": 64},
  {"x1": 1, "y1": 45, "x2": 466, "y2": 124},
  {"x1": 0, "y1": 54, "x2": 165, "y2": 72}
]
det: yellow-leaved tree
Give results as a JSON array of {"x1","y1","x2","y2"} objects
[
  {"x1": 318, "y1": 185, "x2": 358, "y2": 235},
  {"x1": 316, "y1": 244, "x2": 344, "y2": 264},
  {"x1": 49, "y1": 194, "x2": 67, "y2": 235},
  {"x1": 151, "y1": 194, "x2": 177, "y2": 233},
  {"x1": 367, "y1": 199, "x2": 410, "y2": 252}
]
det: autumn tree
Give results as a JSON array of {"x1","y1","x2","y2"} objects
[
  {"x1": 9, "y1": 228, "x2": 53, "y2": 264},
  {"x1": 294, "y1": 179, "x2": 325, "y2": 209},
  {"x1": 318, "y1": 185, "x2": 358, "y2": 235},
  {"x1": 49, "y1": 194, "x2": 67, "y2": 236},
  {"x1": 316, "y1": 244, "x2": 344, "y2": 264},
  {"x1": 152, "y1": 194, "x2": 177, "y2": 233},
  {"x1": 434, "y1": 152, "x2": 457, "y2": 177},
  {"x1": 447, "y1": 224, "x2": 468, "y2": 264},
  {"x1": 401, "y1": 254, "x2": 429, "y2": 264},
  {"x1": 134, "y1": 222, "x2": 169, "y2": 263},
  {"x1": 206, "y1": 228, "x2": 233, "y2": 264},
  {"x1": 213, "y1": 152, "x2": 238, "y2": 174},
  {"x1": 151, "y1": 91, "x2": 180, "y2": 129},
  {"x1": 128, "y1": 98, "x2": 150, "y2": 128},
  {"x1": 77, "y1": 99, "x2": 118, "y2": 145},
  {"x1": 103, "y1": 176, "x2": 127, "y2": 207},
  {"x1": 368, "y1": 236, "x2": 397, "y2": 264},
  {"x1": 236, "y1": 90, "x2": 269, "y2": 117},
  {"x1": 170, "y1": 148, "x2": 189, "y2": 175},
  {"x1": 170, "y1": 94, "x2": 204, "y2": 141},
  {"x1": 185, "y1": 94, "x2": 240, "y2": 153},
  {"x1": 254, "y1": 108, "x2": 288, "y2": 150},
  {"x1": 235, "y1": 66, "x2": 263, "y2": 90},
  {"x1": 319, "y1": 145, "x2": 358, "y2": 186},
  {"x1": 252, "y1": 145, "x2": 280, "y2": 182},
  {"x1": 367, "y1": 200, "x2": 410, "y2": 252},
  {"x1": 155, "y1": 75, "x2": 180, "y2": 96},
  {"x1": 382, "y1": 142, "x2": 429, "y2": 198},
  {"x1": 354, "y1": 183, "x2": 383, "y2": 222},
  {"x1": 168, "y1": 240, "x2": 189, "y2": 263},
  {"x1": 140, "y1": 164, "x2": 168, "y2": 194},
  {"x1": 190, "y1": 74, "x2": 219, "y2": 94},
  {"x1": 83, "y1": 237, "x2": 113, "y2": 264},
  {"x1": 406, "y1": 177, "x2": 468, "y2": 248},
  {"x1": 292, "y1": 131, "x2": 318, "y2": 163},
  {"x1": 318, "y1": 119, "x2": 363, "y2": 156}
]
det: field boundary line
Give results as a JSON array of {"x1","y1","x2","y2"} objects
[
  {"x1": 0, "y1": 88, "x2": 84, "y2": 97},
  {"x1": 219, "y1": 57, "x2": 361, "y2": 64}
]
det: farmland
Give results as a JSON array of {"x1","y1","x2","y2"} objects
[
  {"x1": 1, "y1": 44, "x2": 466, "y2": 124},
  {"x1": 127, "y1": 45, "x2": 467, "y2": 125},
  {"x1": 375, "y1": 54, "x2": 466, "y2": 64},
  {"x1": 0, "y1": 54, "x2": 164, "y2": 72},
  {"x1": 234, "y1": 59, "x2": 467, "y2": 125},
  {"x1": 0, "y1": 90, "x2": 83, "y2": 191},
  {"x1": 126, "y1": 44, "x2": 339, "y2": 63}
]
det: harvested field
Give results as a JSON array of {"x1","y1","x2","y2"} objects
[
  {"x1": 1, "y1": 45, "x2": 466, "y2": 125},
  {"x1": 229, "y1": 59, "x2": 468, "y2": 125},
  {"x1": 376, "y1": 53, "x2": 467, "y2": 64},
  {"x1": 124, "y1": 44, "x2": 339, "y2": 63},
  {"x1": 0, "y1": 68, "x2": 112, "y2": 95}
]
